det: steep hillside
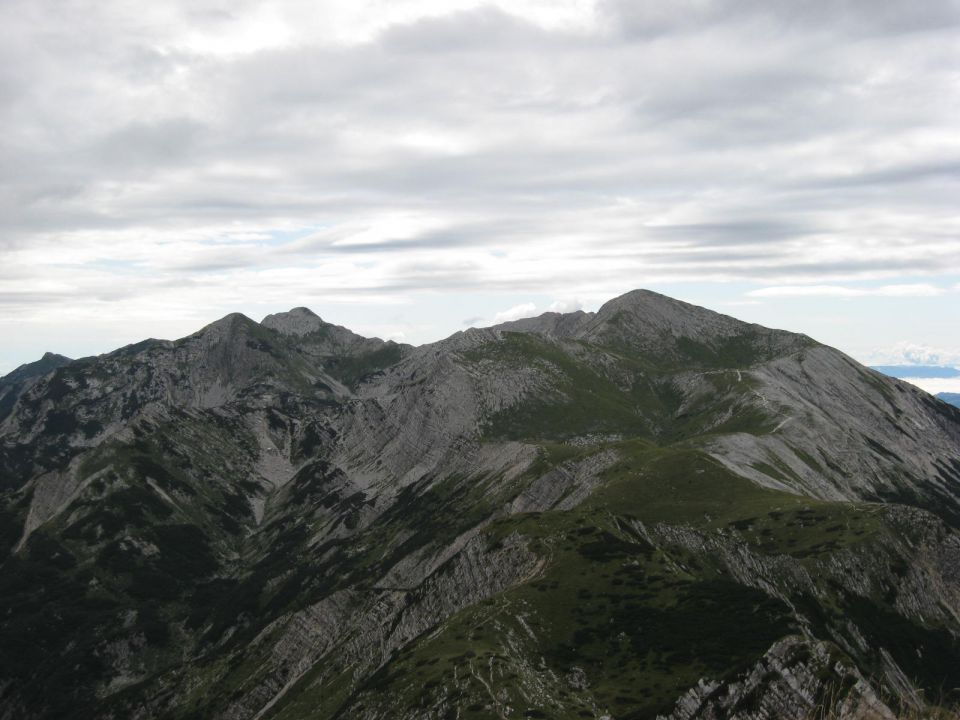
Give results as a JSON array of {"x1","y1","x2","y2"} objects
[{"x1": 0, "y1": 291, "x2": 958, "y2": 720}]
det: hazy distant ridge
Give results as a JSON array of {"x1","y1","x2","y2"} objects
[{"x1": 871, "y1": 365, "x2": 960, "y2": 379}]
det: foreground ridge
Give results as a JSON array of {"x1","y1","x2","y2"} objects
[{"x1": 1, "y1": 289, "x2": 958, "y2": 719}]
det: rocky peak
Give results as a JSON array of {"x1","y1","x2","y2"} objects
[
  {"x1": 587, "y1": 289, "x2": 746, "y2": 339},
  {"x1": 1, "y1": 351, "x2": 73, "y2": 385},
  {"x1": 197, "y1": 311, "x2": 256, "y2": 334},
  {"x1": 262, "y1": 308, "x2": 407, "y2": 362},
  {"x1": 179, "y1": 313, "x2": 267, "y2": 353},
  {"x1": 569, "y1": 289, "x2": 812, "y2": 367},
  {"x1": 261, "y1": 307, "x2": 327, "y2": 336},
  {"x1": 482, "y1": 290, "x2": 771, "y2": 348}
]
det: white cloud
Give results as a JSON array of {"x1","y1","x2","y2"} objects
[
  {"x1": 548, "y1": 298, "x2": 583, "y2": 313},
  {"x1": 177, "y1": 5, "x2": 293, "y2": 57},
  {"x1": 897, "y1": 344, "x2": 943, "y2": 365},
  {"x1": 493, "y1": 302, "x2": 538, "y2": 323},
  {"x1": 868, "y1": 342, "x2": 960, "y2": 367},
  {"x1": 2, "y1": 0, "x2": 960, "y2": 367},
  {"x1": 900, "y1": 377, "x2": 960, "y2": 395}
]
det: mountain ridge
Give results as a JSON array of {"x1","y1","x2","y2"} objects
[{"x1": 1, "y1": 289, "x2": 959, "y2": 719}]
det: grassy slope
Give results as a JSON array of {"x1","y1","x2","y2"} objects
[
  {"x1": 463, "y1": 332, "x2": 778, "y2": 445},
  {"x1": 328, "y1": 442, "x2": 959, "y2": 719}
]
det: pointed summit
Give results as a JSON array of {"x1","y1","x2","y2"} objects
[
  {"x1": 189, "y1": 312, "x2": 259, "y2": 343},
  {"x1": 568, "y1": 288, "x2": 813, "y2": 366},
  {"x1": 0, "y1": 351, "x2": 73, "y2": 423},
  {"x1": 589, "y1": 288, "x2": 747, "y2": 339},
  {"x1": 1, "y1": 352, "x2": 72, "y2": 385},
  {"x1": 200, "y1": 311, "x2": 256, "y2": 330}
]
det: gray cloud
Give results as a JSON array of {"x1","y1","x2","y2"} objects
[
  {"x1": 797, "y1": 159, "x2": 960, "y2": 189},
  {"x1": 603, "y1": 0, "x2": 960, "y2": 39},
  {"x1": 1, "y1": 0, "x2": 958, "y2": 337},
  {"x1": 643, "y1": 220, "x2": 820, "y2": 245},
  {"x1": 92, "y1": 118, "x2": 208, "y2": 169}
]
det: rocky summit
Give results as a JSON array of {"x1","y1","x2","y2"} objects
[{"x1": 1, "y1": 289, "x2": 959, "y2": 720}]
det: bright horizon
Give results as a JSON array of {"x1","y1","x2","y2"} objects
[{"x1": 2, "y1": 1, "x2": 958, "y2": 376}]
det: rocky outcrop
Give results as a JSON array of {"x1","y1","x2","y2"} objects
[
  {"x1": 658, "y1": 637, "x2": 896, "y2": 720},
  {"x1": 216, "y1": 532, "x2": 543, "y2": 720}
]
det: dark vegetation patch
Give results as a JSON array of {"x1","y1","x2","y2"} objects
[
  {"x1": 867, "y1": 483, "x2": 960, "y2": 530},
  {"x1": 842, "y1": 595, "x2": 960, "y2": 704},
  {"x1": 792, "y1": 447, "x2": 825, "y2": 474},
  {"x1": 195, "y1": 521, "x2": 317, "y2": 648},
  {"x1": 245, "y1": 338, "x2": 276, "y2": 354},
  {"x1": 345, "y1": 490, "x2": 797, "y2": 719},
  {"x1": 322, "y1": 343, "x2": 404, "y2": 388},
  {"x1": 342, "y1": 473, "x2": 505, "y2": 586},
  {"x1": 296, "y1": 422, "x2": 337, "y2": 460},
  {"x1": 0, "y1": 533, "x2": 119, "y2": 718},
  {"x1": 0, "y1": 501, "x2": 25, "y2": 556},
  {"x1": 92, "y1": 523, "x2": 217, "y2": 601},
  {"x1": 468, "y1": 333, "x2": 779, "y2": 443},
  {"x1": 44, "y1": 410, "x2": 82, "y2": 436},
  {"x1": 150, "y1": 524, "x2": 218, "y2": 578},
  {"x1": 576, "y1": 530, "x2": 654, "y2": 562},
  {"x1": 465, "y1": 333, "x2": 653, "y2": 441},
  {"x1": 863, "y1": 435, "x2": 903, "y2": 462},
  {"x1": 675, "y1": 335, "x2": 761, "y2": 368},
  {"x1": 288, "y1": 459, "x2": 351, "y2": 507}
]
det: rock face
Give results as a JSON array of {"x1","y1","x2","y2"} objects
[
  {"x1": 657, "y1": 637, "x2": 897, "y2": 720},
  {"x1": 0, "y1": 289, "x2": 959, "y2": 720}
]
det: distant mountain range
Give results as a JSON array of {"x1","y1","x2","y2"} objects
[
  {"x1": 868, "y1": 365, "x2": 960, "y2": 408},
  {"x1": 938, "y1": 393, "x2": 960, "y2": 408},
  {"x1": 1, "y1": 291, "x2": 959, "y2": 719},
  {"x1": 870, "y1": 364, "x2": 960, "y2": 378}
]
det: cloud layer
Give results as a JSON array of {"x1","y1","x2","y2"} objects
[{"x1": 1, "y1": 0, "x2": 959, "y2": 368}]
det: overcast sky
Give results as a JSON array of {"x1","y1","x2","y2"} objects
[{"x1": 2, "y1": 0, "x2": 959, "y2": 378}]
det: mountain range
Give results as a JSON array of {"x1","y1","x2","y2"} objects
[
  {"x1": 870, "y1": 366, "x2": 960, "y2": 379},
  {"x1": 1, "y1": 289, "x2": 959, "y2": 720},
  {"x1": 868, "y1": 366, "x2": 960, "y2": 409},
  {"x1": 938, "y1": 393, "x2": 960, "y2": 409}
]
